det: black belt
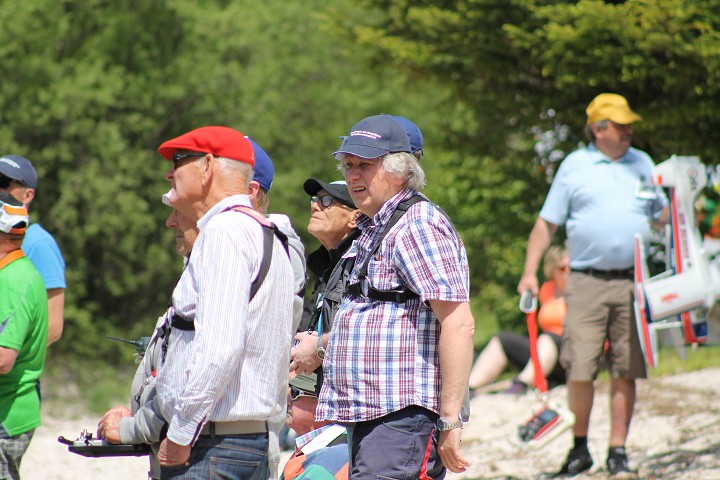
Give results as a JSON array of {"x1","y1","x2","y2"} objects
[{"x1": 571, "y1": 268, "x2": 634, "y2": 280}]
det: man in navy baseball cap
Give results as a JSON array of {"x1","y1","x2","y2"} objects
[
  {"x1": 391, "y1": 115, "x2": 424, "y2": 160},
  {"x1": 0, "y1": 154, "x2": 65, "y2": 347},
  {"x1": 333, "y1": 115, "x2": 411, "y2": 159},
  {"x1": 0, "y1": 155, "x2": 38, "y2": 190}
]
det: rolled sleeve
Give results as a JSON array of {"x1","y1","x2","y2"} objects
[{"x1": 395, "y1": 217, "x2": 469, "y2": 303}]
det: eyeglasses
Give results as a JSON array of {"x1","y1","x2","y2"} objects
[
  {"x1": 310, "y1": 195, "x2": 334, "y2": 208},
  {"x1": 171, "y1": 152, "x2": 208, "y2": 170},
  {"x1": 0, "y1": 174, "x2": 28, "y2": 189},
  {"x1": 289, "y1": 385, "x2": 317, "y2": 401}
]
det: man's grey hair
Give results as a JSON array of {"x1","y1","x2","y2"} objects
[
  {"x1": 584, "y1": 119, "x2": 608, "y2": 142},
  {"x1": 336, "y1": 152, "x2": 426, "y2": 191},
  {"x1": 382, "y1": 152, "x2": 426, "y2": 191},
  {"x1": 215, "y1": 155, "x2": 252, "y2": 189}
]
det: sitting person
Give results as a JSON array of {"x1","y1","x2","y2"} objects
[
  {"x1": 468, "y1": 246, "x2": 569, "y2": 394},
  {"x1": 282, "y1": 373, "x2": 348, "y2": 480}
]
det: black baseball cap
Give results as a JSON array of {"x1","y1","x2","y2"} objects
[{"x1": 303, "y1": 178, "x2": 356, "y2": 209}]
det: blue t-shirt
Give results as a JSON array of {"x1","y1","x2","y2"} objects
[
  {"x1": 540, "y1": 144, "x2": 666, "y2": 270},
  {"x1": 22, "y1": 223, "x2": 66, "y2": 289}
]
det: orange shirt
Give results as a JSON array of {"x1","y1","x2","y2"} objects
[{"x1": 537, "y1": 280, "x2": 565, "y2": 336}]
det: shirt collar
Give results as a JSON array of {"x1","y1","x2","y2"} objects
[
  {"x1": 356, "y1": 188, "x2": 417, "y2": 231},
  {"x1": 197, "y1": 194, "x2": 252, "y2": 230},
  {"x1": 294, "y1": 424, "x2": 334, "y2": 452},
  {"x1": 589, "y1": 143, "x2": 637, "y2": 165}
]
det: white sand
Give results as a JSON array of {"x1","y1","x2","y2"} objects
[{"x1": 20, "y1": 367, "x2": 720, "y2": 479}]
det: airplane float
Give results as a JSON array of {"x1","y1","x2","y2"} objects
[{"x1": 634, "y1": 155, "x2": 717, "y2": 368}]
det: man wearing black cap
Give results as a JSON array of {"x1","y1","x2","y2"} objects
[
  {"x1": 316, "y1": 115, "x2": 475, "y2": 478},
  {"x1": 0, "y1": 154, "x2": 65, "y2": 346},
  {"x1": 290, "y1": 179, "x2": 359, "y2": 385},
  {"x1": 0, "y1": 192, "x2": 48, "y2": 480}
]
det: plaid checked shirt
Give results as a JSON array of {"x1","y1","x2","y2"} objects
[{"x1": 316, "y1": 189, "x2": 470, "y2": 423}]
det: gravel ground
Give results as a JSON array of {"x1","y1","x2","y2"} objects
[{"x1": 19, "y1": 367, "x2": 720, "y2": 479}]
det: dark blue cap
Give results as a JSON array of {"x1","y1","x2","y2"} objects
[
  {"x1": 0, "y1": 154, "x2": 38, "y2": 189},
  {"x1": 247, "y1": 138, "x2": 274, "y2": 191},
  {"x1": 333, "y1": 115, "x2": 411, "y2": 159},
  {"x1": 391, "y1": 116, "x2": 423, "y2": 155}
]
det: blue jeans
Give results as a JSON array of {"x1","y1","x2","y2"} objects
[
  {"x1": 160, "y1": 433, "x2": 268, "y2": 480},
  {"x1": 346, "y1": 406, "x2": 445, "y2": 480}
]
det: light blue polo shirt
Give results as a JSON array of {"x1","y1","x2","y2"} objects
[
  {"x1": 540, "y1": 144, "x2": 666, "y2": 270},
  {"x1": 22, "y1": 223, "x2": 66, "y2": 289}
]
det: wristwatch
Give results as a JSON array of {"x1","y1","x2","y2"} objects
[
  {"x1": 436, "y1": 415, "x2": 463, "y2": 432},
  {"x1": 316, "y1": 335, "x2": 326, "y2": 360}
]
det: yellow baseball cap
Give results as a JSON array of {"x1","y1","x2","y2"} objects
[{"x1": 586, "y1": 93, "x2": 642, "y2": 125}]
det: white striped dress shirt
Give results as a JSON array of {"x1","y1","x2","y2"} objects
[{"x1": 156, "y1": 194, "x2": 295, "y2": 446}]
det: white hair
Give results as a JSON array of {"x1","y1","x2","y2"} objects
[
  {"x1": 335, "y1": 152, "x2": 426, "y2": 191},
  {"x1": 382, "y1": 152, "x2": 426, "y2": 191},
  {"x1": 215, "y1": 156, "x2": 252, "y2": 189}
]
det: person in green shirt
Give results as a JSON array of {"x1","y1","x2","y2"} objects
[{"x1": 0, "y1": 192, "x2": 48, "y2": 480}]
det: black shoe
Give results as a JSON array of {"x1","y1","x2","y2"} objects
[
  {"x1": 607, "y1": 453, "x2": 635, "y2": 478},
  {"x1": 555, "y1": 448, "x2": 593, "y2": 477}
]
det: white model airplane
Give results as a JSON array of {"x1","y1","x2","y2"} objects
[{"x1": 634, "y1": 155, "x2": 716, "y2": 368}]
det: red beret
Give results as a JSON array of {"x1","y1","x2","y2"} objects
[{"x1": 158, "y1": 126, "x2": 255, "y2": 167}]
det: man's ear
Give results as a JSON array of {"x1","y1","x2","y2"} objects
[
  {"x1": 348, "y1": 209, "x2": 360, "y2": 229},
  {"x1": 248, "y1": 181, "x2": 260, "y2": 198},
  {"x1": 199, "y1": 154, "x2": 214, "y2": 186},
  {"x1": 248, "y1": 181, "x2": 260, "y2": 208},
  {"x1": 21, "y1": 188, "x2": 35, "y2": 206}
]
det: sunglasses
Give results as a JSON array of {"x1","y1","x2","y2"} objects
[
  {"x1": 171, "y1": 152, "x2": 208, "y2": 170},
  {"x1": 290, "y1": 385, "x2": 317, "y2": 401},
  {"x1": 0, "y1": 174, "x2": 28, "y2": 189},
  {"x1": 310, "y1": 195, "x2": 334, "y2": 208}
]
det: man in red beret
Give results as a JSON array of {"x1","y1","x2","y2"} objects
[{"x1": 153, "y1": 126, "x2": 296, "y2": 479}]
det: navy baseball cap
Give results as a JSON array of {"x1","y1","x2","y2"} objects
[
  {"x1": 391, "y1": 116, "x2": 423, "y2": 155},
  {"x1": 333, "y1": 114, "x2": 411, "y2": 159},
  {"x1": 0, "y1": 155, "x2": 38, "y2": 190},
  {"x1": 303, "y1": 178, "x2": 356, "y2": 209},
  {"x1": 247, "y1": 138, "x2": 274, "y2": 191}
]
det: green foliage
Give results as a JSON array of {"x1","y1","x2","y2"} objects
[
  {"x1": 0, "y1": 0, "x2": 445, "y2": 365},
  {"x1": 325, "y1": 0, "x2": 720, "y2": 332},
  {"x1": 4, "y1": 0, "x2": 720, "y2": 372}
]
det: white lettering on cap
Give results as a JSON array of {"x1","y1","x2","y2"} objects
[
  {"x1": 350, "y1": 130, "x2": 382, "y2": 140},
  {"x1": 0, "y1": 157, "x2": 21, "y2": 169}
]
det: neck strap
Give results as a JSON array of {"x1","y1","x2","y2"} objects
[{"x1": 0, "y1": 249, "x2": 24, "y2": 271}]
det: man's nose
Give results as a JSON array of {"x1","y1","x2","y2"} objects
[{"x1": 344, "y1": 165, "x2": 359, "y2": 180}]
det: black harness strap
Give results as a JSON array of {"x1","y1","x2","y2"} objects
[
  {"x1": 168, "y1": 207, "x2": 289, "y2": 334},
  {"x1": 345, "y1": 195, "x2": 426, "y2": 303}
]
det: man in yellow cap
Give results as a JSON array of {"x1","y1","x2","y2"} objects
[{"x1": 518, "y1": 94, "x2": 668, "y2": 477}]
